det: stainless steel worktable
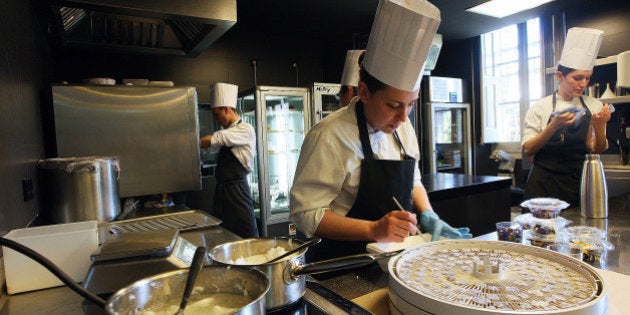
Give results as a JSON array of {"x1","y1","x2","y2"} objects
[{"x1": 1, "y1": 194, "x2": 628, "y2": 314}]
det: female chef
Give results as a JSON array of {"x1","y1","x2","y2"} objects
[
  {"x1": 523, "y1": 27, "x2": 611, "y2": 208},
  {"x1": 290, "y1": 0, "x2": 471, "y2": 261}
]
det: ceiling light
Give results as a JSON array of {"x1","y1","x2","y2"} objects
[{"x1": 466, "y1": 0, "x2": 555, "y2": 18}]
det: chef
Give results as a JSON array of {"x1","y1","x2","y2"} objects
[
  {"x1": 290, "y1": 0, "x2": 471, "y2": 261},
  {"x1": 522, "y1": 27, "x2": 610, "y2": 207},
  {"x1": 338, "y1": 49, "x2": 365, "y2": 107},
  {"x1": 200, "y1": 82, "x2": 259, "y2": 238}
]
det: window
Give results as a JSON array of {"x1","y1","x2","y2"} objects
[{"x1": 480, "y1": 18, "x2": 543, "y2": 144}]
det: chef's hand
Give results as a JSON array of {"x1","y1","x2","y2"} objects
[
  {"x1": 372, "y1": 211, "x2": 420, "y2": 243},
  {"x1": 200, "y1": 134, "x2": 212, "y2": 149},
  {"x1": 549, "y1": 112, "x2": 575, "y2": 130},
  {"x1": 592, "y1": 104, "x2": 611, "y2": 128},
  {"x1": 419, "y1": 210, "x2": 472, "y2": 242}
]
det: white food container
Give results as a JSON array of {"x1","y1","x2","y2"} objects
[{"x1": 2, "y1": 221, "x2": 98, "y2": 294}]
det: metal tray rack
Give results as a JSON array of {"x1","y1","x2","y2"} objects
[{"x1": 98, "y1": 210, "x2": 221, "y2": 243}]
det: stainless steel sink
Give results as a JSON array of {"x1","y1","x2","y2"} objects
[{"x1": 600, "y1": 154, "x2": 630, "y2": 197}]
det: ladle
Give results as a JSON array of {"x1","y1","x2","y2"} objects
[
  {"x1": 175, "y1": 246, "x2": 207, "y2": 315},
  {"x1": 266, "y1": 237, "x2": 321, "y2": 263}
]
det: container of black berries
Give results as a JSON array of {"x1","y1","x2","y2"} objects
[{"x1": 496, "y1": 221, "x2": 523, "y2": 243}]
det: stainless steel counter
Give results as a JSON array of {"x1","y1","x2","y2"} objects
[{"x1": 1, "y1": 194, "x2": 628, "y2": 314}]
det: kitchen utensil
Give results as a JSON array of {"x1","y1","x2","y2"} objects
[
  {"x1": 388, "y1": 240, "x2": 608, "y2": 314},
  {"x1": 580, "y1": 154, "x2": 608, "y2": 218},
  {"x1": 37, "y1": 156, "x2": 120, "y2": 224},
  {"x1": 176, "y1": 246, "x2": 207, "y2": 314},
  {"x1": 209, "y1": 238, "x2": 401, "y2": 310},
  {"x1": 266, "y1": 237, "x2": 321, "y2": 263}
]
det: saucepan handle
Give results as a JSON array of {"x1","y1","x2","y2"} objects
[{"x1": 289, "y1": 249, "x2": 403, "y2": 279}]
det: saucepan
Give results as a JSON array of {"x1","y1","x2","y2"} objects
[
  {"x1": 0, "y1": 237, "x2": 270, "y2": 314},
  {"x1": 208, "y1": 237, "x2": 401, "y2": 310}
]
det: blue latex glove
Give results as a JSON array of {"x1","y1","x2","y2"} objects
[{"x1": 419, "y1": 210, "x2": 473, "y2": 241}]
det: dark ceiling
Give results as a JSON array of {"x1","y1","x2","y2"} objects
[{"x1": 234, "y1": 0, "x2": 629, "y2": 55}]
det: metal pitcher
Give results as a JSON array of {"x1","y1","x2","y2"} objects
[{"x1": 580, "y1": 154, "x2": 608, "y2": 218}]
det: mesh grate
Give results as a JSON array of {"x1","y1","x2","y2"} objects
[
  {"x1": 392, "y1": 243, "x2": 600, "y2": 312},
  {"x1": 98, "y1": 211, "x2": 221, "y2": 242}
]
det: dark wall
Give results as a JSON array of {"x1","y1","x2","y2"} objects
[
  {"x1": 0, "y1": 0, "x2": 51, "y2": 235},
  {"x1": 51, "y1": 26, "x2": 334, "y2": 104}
]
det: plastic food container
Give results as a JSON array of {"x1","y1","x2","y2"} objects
[
  {"x1": 2, "y1": 221, "x2": 98, "y2": 294},
  {"x1": 530, "y1": 216, "x2": 571, "y2": 240},
  {"x1": 520, "y1": 198, "x2": 569, "y2": 218},
  {"x1": 558, "y1": 226, "x2": 614, "y2": 263},
  {"x1": 495, "y1": 221, "x2": 522, "y2": 243}
]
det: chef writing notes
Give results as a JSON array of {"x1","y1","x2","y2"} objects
[
  {"x1": 290, "y1": 0, "x2": 471, "y2": 261},
  {"x1": 523, "y1": 27, "x2": 611, "y2": 208},
  {"x1": 201, "y1": 83, "x2": 259, "y2": 238}
]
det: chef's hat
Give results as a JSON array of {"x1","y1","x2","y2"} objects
[
  {"x1": 362, "y1": 0, "x2": 441, "y2": 92},
  {"x1": 340, "y1": 50, "x2": 365, "y2": 87},
  {"x1": 210, "y1": 82, "x2": 238, "y2": 108},
  {"x1": 558, "y1": 27, "x2": 604, "y2": 71}
]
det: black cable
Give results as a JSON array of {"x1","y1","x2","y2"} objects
[{"x1": 0, "y1": 237, "x2": 106, "y2": 308}]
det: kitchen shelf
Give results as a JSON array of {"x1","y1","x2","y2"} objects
[
  {"x1": 600, "y1": 95, "x2": 630, "y2": 104},
  {"x1": 545, "y1": 55, "x2": 618, "y2": 74}
]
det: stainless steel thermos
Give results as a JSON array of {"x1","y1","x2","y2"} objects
[{"x1": 580, "y1": 154, "x2": 608, "y2": 218}]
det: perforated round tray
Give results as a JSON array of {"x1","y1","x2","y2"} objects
[{"x1": 388, "y1": 240, "x2": 608, "y2": 315}]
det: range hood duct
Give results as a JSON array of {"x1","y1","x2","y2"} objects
[{"x1": 50, "y1": 0, "x2": 237, "y2": 57}]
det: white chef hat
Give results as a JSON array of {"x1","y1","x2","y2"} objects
[
  {"x1": 362, "y1": 0, "x2": 441, "y2": 92},
  {"x1": 558, "y1": 27, "x2": 604, "y2": 71},
  {"x1": 210, "y1": 82, "x2": 238, "y2": 108},
  {"x1": 340, "y1": 50, "x2": 365, "y2": 87}
]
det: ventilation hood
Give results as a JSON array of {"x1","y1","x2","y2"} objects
[{"x1": 49, "y1": 0, "x2": 237, "y2": 57}]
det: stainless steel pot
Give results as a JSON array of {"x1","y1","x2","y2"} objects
[
  {"x1": 37, "y1": 156, "x2": 120, "y2": 223},
  {"x1": 208, "y1": 238, "x2": 399, "y2": 310},
  {"x1": 106, "y1": 266, "x2": 269, "y2": 314}
]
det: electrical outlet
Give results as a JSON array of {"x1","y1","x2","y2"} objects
[{"x1": 22, "y1": 178, "x2": 34, "y2": 202}]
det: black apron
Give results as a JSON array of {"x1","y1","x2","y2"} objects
[
  {"x1": 212, "y1": 121, "x2": 259, "y2": 238},
  {"x1": 524, "y1": 92, "x2": 592, "y2": 207},
  {"x1": 307, "y1": 101, "x2": 416, "y2": 261}
]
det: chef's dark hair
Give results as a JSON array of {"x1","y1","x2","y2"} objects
[{"x1": 557, "y1": 64, "x2": 577, "y2": 76}]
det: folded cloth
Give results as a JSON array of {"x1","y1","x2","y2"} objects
[{"x1": 551, "y1": 106, "x2": 587, "y2": 126}]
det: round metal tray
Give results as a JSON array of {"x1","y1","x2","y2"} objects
[{"x1": 388, "y1": 240, "x2": 608, "y2": 314}]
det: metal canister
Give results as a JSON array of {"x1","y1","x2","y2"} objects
[
  {"x1": 37, "y1": 156, "x2": 120, "y2": 223},
  {"x1": 580, "y1": 154, "x2": 608, "y2": 218}
]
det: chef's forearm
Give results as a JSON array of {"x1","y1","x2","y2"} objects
[
  {"x1": 315, "y1": 210, "x2": 376, "y2": 241},
  {"x1": 412, "y1": 185, "x2": 433, "y2": 214}
]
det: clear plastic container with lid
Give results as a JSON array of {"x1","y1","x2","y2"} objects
[{"x1": 520, "y1": 197, "x2": 570, "y2": 219}]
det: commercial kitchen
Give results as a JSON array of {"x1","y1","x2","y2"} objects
[{"x1": 1, "y1": 0, "x2": 630, "y2": 314}]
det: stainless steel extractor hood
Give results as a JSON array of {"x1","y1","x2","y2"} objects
[{"x1": 49, "y1": 0, "x2": 237, "y2": 57}]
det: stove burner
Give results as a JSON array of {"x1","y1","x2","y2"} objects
[{"x1": 266, "y1": 298, "x2": 307, "y2": 315}]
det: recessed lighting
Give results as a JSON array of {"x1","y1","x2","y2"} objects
[{"x1": 466, "y1": 0, "x2": 555, "y2": 18}]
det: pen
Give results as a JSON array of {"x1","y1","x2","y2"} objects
[
  {"x1": 392, "y1": 196, "x2": 419, "y2": 235},
  {"x1": 392, "y1": 196, "x2": 405, "y2": 210}
]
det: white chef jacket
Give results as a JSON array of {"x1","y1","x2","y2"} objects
[
  {"x1": 522, "y1": 93, "x2": 605, "y2": 146},
  {"x1": 210, "y1": 120, "x2": 256, "y2": 172},
  {"x1": 289, "y1": 99, "x2": 422, "y2": 237}
]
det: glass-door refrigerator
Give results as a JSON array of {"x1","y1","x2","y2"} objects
[
  {"x1": 421, "y1": 76, "x2": 472, "y2": 175},
  {"x1": 309, "y1": 82, "x2": 341, "y2": 125},
  {"x1": 238, "y1": 86, "x2": 311, "y2": 237}
]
